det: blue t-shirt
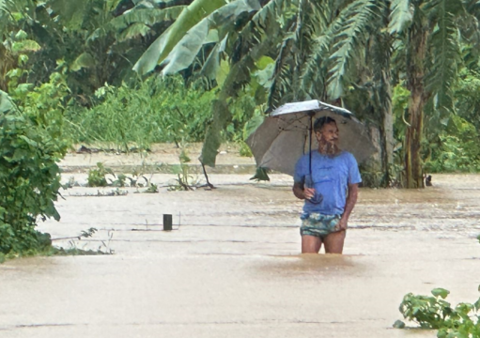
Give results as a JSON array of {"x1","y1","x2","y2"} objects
[{"x1": 294, "y1": 151, "x2": 362, "y2": 215}]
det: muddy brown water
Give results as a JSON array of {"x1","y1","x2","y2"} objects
[{"x1": 1, "y1": 172, "x2": 480, "y2": 338}]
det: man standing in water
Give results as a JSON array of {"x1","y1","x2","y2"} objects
[{"x1": 292, "y1": 116, "x2": 361, "y2": 254}]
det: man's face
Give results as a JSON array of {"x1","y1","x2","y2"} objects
[{"x1": 316, "y1": 122, "x2": 339, "y2": 144}]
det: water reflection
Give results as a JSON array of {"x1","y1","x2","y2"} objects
[{"x1": 255, "y1": 254, "x2": 365, "y2": 277}]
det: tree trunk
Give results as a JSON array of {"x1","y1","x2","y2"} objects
[
  {"x1": 371, "y1": 28, "x2": 394, "y2": 187},
  {"x1": 405, "y1": 24, "x2": 429, "y2": 188},
  {"x1": 379, "y1": 69, "x2": 394, "y2": 186}
]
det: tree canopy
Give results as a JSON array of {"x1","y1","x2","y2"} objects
[{"x1": 2, "y1": 0, "x2": 480, "y2": 189}]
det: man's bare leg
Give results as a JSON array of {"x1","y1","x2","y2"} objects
[
  {"x1": 324, "y1": 230, "x2": 346, "y2": 254},
  {"x1": 301, "y1": 235, "x2": 322, "y2": 253}
]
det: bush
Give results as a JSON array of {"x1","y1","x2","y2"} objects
[
  {"x1": 0, "y1": 100, "x2": 62, "y2": 254},
  {"x1": 0, "y1": 67, "x2": 70, "y2": 256},
  {"x1": 424, "y1": 115, "x2": 480, "y2": 173},
  {"x1": 397, "y1": 286, "x2": 480, "y2": 337}
]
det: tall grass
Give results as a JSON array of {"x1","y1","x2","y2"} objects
[{"x1": 65, "y1": 76, "x2": 216, "y2": 151}]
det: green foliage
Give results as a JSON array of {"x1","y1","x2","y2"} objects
[
  {"x1": 327, "y1": 0, "x2": 383, "y2": 99},
  {"x1": 65, "y1": 76, "x2": 216, "y2": 150},
  {"x1": 388, "y1": 0, "x2": 413, "y2": 34},
  {"x1": 397, "y1": 286, "x2": 480, "y2": 337},
  {"x1": 87, "y1": 162, "x2": 112, "y2": 187},
  {"x1": 168, "y1": 143, "x2": 201, "y2": 191},
  {"x1": 86, "y1": 161, "x2": 159, "y2": 192},
  {"x1": 133, "y1": 0, "x2": 288, "y2": 166},
  {"x1": 5, "y1": 0, "x2": 480, "y2": 185},
  {"x1": 145, "y1": 183, "x2": 158, "y2": 193},
  {"x1": 52, "y1": 227, "x2": 114, "y2": 256},
  {"x1": 79, "y1": 227, "x2": 97, "y2": 238},
  {"x1": 454, "y1": 68, "x2": 480, "y2": 132},
  {"x1": 227, "y1": 89, "x2": 258, "y2": 142},
  {"x1": 424, "y1": 115, "x2": 480, "y2": 173},
  {"x1": 0, "y1": 62, "x2": 70, "y2": 256},
  {"x1": 133, "y1": 0, "x2": 227, "y2": 75},
  {"x1": 239, "y1": 142, "x2": 253, "y2": 157},
  {"x1": 399, "y1": 288, "x2": 452, "y2": 329},
  {"x1": 0, "y1": 103, "x2": 63, "y2": 254}
]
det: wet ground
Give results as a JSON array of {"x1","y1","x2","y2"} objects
[{"x1": 1, "y1": 147, "x2": 480, "y2": 337}]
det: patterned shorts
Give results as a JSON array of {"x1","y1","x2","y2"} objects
[{"x1": 300, "y1": 213, "x2": 342, "y2": 240}]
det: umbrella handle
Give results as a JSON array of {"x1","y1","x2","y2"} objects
[{"x1": 309, "y1": 114, "x2": 313, "y2": 176}]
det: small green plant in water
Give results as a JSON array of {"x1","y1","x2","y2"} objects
[
  {"x1": 168, "y1": 144, "x2": 200, "y2": 191},
  {"x1": 53, "y1": 228, "x2": 114, "y2": 255},
  {"x1": 145, "y1": 183, "x2": 158, "y2": 193},
  {"x1": 87, "y1": 162, "x2": 114, "y2": 187}
]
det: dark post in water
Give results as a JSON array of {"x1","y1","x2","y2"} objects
[{"x1": 163, "y1": 214, "x2": 173, "y2": 231}]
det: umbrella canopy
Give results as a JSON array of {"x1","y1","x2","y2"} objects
[{"x1": 246, "y1": 100, "x2": 377, "y2": 176}]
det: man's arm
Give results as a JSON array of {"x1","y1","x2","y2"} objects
[
  {"x1": 338, "y1": 183, "x2": 359, "y2": 230},
  {"x1": 293, "y1": 182, "x2": 314, "y2": 200}
]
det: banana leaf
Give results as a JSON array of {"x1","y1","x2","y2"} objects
[{"x1": 133, "y1": 0, "x2": 227, "y2": 75}]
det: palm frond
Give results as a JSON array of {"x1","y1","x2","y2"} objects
[
  {"x1": 424, "y1": 0, "x2": 464, "y2": 115},
  {"x1": 265, "y1": 0, "x2": 335, "y2": 107},
  {"x1": 267, "y1": 37, "x2": 295, "y2": 108},
  {"x1": 327, "y1": 0, "x2": 382, "y2": 99},
  {"x1": 252, "y1": 0, "x2": 287, "y2": 26},
  {"x1": 369, "y1": 32, "x2": 393, "y2": 114},
  {"x1": 263, "y1": 0, "x2": 300, "y2": 107},
  {"x1": 388, "y1": 0, "x2": 413, "y2": 34},
  {"x1": 200, "y1": 1, "x2": 287, "y2": 166},
  {"x1": 289, "y1": 0, "x2": 322, "y2": 101},
  {"x1": 0, "y1": 0, "x2": 10, "y2": 31},
  {"x1": 233, "y1": 0, "x2": 286, "y2": 58},
  {"x1": 290, "y1": 0, "x2": 335, "y2": 101},
  {"x1": 0, "y1": 0, "x2": 7, "y2": 13},
  {"x1": 300, "y1": 26, "x2": 335, "y2": 101}
]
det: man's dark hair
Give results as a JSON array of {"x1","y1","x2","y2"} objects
[{"x1": 314, "y1": 116, "x2": 336, "y2": 132}]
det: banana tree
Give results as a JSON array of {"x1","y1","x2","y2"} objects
[
  {"x1": 132, "y1": 0, "x2": 228, "y2": 75},
  {"x1": 133, "y1": 0, "x2": 290, "y2": 166},
  {"x1": 388, "y1": 0, "x2": 478, "y2": 188},
  {"x1": 307, "y1": 0, "x2": 396, "y2": 186},
  {"x1": 2, "y1": 0, "x2": 180, "y2": 96},
  {"x1": 324, "y1": 0, "x2": 480, "y2": 188},
  {"x1": 133, "y1": 0, "x2": 349, "y2": 168}
]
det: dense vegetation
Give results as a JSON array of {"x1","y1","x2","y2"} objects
[
  {"x1": 2, "y1": 0, "x2": 480, "y2": 255},
  {"x1": 0, "y1": 70, "x2": 69, "y2": 258}
]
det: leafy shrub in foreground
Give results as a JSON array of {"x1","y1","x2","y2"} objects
[
  {"x1": 0, "y1": 68, "x2": 70, "y2": 256},
  {"x1": 397, "y1": 287, "x2": 480, "y2": 337},
  {"x1": 0, "y1": 110, "x2": 62, "y2": 254}
]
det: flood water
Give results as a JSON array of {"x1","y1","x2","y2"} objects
[{"x1": 1, "y1": 173, "x2": 480, "y2": 338}]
